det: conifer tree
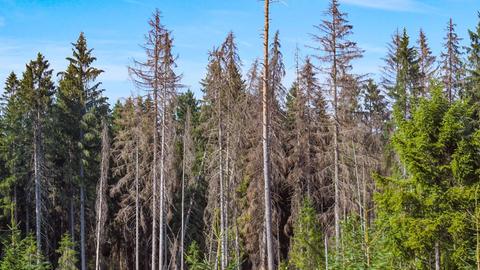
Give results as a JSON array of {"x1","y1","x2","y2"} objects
[
  {"x1": 389, "y1": 29, "x2": 421, "y2": 119},
  {"x1": 0, "y1": 72, "x2": 24, "y2": 231},
  {"x1": 440, "y1": 18, "x2": 464, "y2": 103},
  {"x1": 289, "y1": 199, "x2": 324, "y2": 270},
  {"x1": 94, "y1": 120, "x2": 109, "y2": 270},
  {"x1": 466, "y1": 13, "x2": 480, "y2": 101},
  {"x1": 417, "y1": 29, "x2": 436, "y2": 94},
  {"x1": 57, "y1": 32, "x2": 106, "y2": 270},
  {"x1": 56, "y1": 234, "x2": 78, "y2": 270},
  {"x1": 312, "y1": 0, "x2": 363, "y2": 250},
  {"x1": 20, "y1": 53, "x2": 55, "y2": 256},
  {"x1": 377, "y1": 85, "x2": 480, "y2": 269},
  {"x1": 129, "y1": 10, "x2": 180, "y2": 269}
]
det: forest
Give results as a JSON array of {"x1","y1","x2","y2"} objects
[{"x1": 0, "y1": 0, "x2": 480, "y2": 269}]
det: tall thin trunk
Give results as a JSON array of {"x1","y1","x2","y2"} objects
[
  {"x1": 80, "y1": 182, "x2": 86, "y2": 270},
  {"x1": 362, "y1": 163, "x2": 370, "y2": 267},
  {"x1": 324, "y1": 234, "x2": 329, "y2": 270},
  {"x1": 262, "y1": 1, "x2": 274, "y2": 269},
  {"x1": 70, "y1": 185, "x2": 75, "y2": 242},
  {"x1": 135, "y1": 135, "x2": 140, "y2": 270},
  {"x1": 219, "y1": 89, "x2": 226, "y2": 270},
  {"x1": 80, "y1": 125, "x2": 87, "y2": 270},
  {"x1": 435, "y1": 241, "x2": 440, "y2": 270},
  {"x1": 34, "y1": 118, "x2": 42, "y2": 256},
  {"x1": 151, "y1": 78, "x2": 159, "y2": 270},
  {"x1": 234, "y1": 207, "x2": 240, "y2": 270},
  {"x1": 159, "y1": 86, "x2": 167, "y2": 270},
  {"x1": 476, "y1": 189, "x2": 480, "y2": 270},
  {"x1": 352, "y1": 142, "x2": 363, "y2": 231},
  {"x1": 332, "y1": 13, "x2": 341, "y2": 252},
  {"x1": 180, "y1": 116, "x2": 187, "y2": 270},
  {"x1": 95, "y1": 121, "x2": 109, "y2": 270}
]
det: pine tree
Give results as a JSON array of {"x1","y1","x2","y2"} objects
[
  {"x1": 376, "y1": 85, "x2": 480, "y2": 269},
  {"x1": 466, "y1": 12, "x2": 480, "y2": 102},
  {"x1": 312, "y1": 0, "x2": 363, "y2": 251},
  {"x1": 57, "y1": 32, "x2": 106, "y2": 270},
  {"x1": 56, "y1": 234, "x2": 78, "y2": 270},
  {"x1": 129, "y1": 10, "x2": 181, "y2": 269},
  {"x1": 20, "y1": 53, "x2": 55, "y2": 256},
  {"x1": 417, "y1": 29, "x2": 436, "y2": 95},
  {"x1": 388, "y1": 29, "x2": 421, "y2": 120},
  {"x1": 289, "y1": 199, "x2": 324, "y2": 270},
  {"x1": 0, "y1": 72, "x2": 23, "y2": 232},
  {"x1": 440, "y1": 18, "x2": 464, "y2": 103},
  {"x1": 94, "y1": 119, "x2": 109, "y2": 270}
]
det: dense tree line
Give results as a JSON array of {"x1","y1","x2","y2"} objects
[{"x1": 1, "y1": 1, "x2": 480, "y2": 269}]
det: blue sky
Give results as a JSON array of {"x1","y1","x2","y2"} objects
[{"x1": 0, "y1": 0, "x2": 479, "y2": 103}]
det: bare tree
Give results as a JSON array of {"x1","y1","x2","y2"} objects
[
  {"x1": 312, "y1": 0, "x2": 363, "y2": 251},
  {"x1": 262, "y1": 1, "x2": 275, "y2": 269},
  {"x1": 128, "y1": 10, "x2": 176, "y2": 269},
  {"x1": 95, "y1": 119, "x2": 110, "y2": 270}
]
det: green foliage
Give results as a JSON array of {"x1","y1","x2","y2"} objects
[
  {"x1": 56, "y1": 234, "x2": 78, "y2": 270},
  {"x1": 185, "y1": 241, "x2": 211, "y2": 270},
  {"x1": 289, "y1": 198, "x2": 324, "y2": 270},
  {"x1": 0, "y1": 227, "x2": 50, "y2": 270},
  {"x1": 376, "y1": 85, "x2": 480, "y2": 268}
]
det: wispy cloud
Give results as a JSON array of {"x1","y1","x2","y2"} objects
[{"x1": 340, "y1": 0, "x2": 433, "y2": 12}]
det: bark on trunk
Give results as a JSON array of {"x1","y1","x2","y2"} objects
[
  {"x1": 34, "y1": 121, "x2": 42, "y2": 256},
  {"x1": 159, "y1": 87, "x2": 167, "y2": 270},
  {"x1": 135, "y1": 139, "x2": 140, "y2": 270},
  {"x1": 262, "y1": 1, "x2": 274, "y2": 269}
]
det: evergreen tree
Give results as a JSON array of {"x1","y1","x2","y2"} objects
[
  {"x1": 440, "y1": 18, "x2": 464, "y2": 103},
  {"x1": 1, "y1": 226, "x2": 51, "y2": 270},
  {"x1": 466, "y1": 12, "x2": 480, "y2": 102},
  {"x1": 388, "y1": 29, "x2": 421, "y2": 120},
  {"x1": 417, "y1": 29, "x2": 436, "y2": 95},
  {"x1": 376, "y1": 85, "x2": 480, "y2": 269},
  {"x1": 289, "y1": 199, "x2": 324, "y2": 270},
  {"x1": 20, "y1": 53, "x2": 55, "y2": 256},
  {"x1": 56, "y1": 32, "x2": 106, "y2": 270},
  {"x1": 56, "y1": 234, "x2": 78, "y2": 270}
]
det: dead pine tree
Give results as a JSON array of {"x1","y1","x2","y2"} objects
[
  {"x1": 95, "y1": 119, "x2": 110, "y2": 270},
  {"x1": 128, "y1": 10, "x2": 165, "y2": 269},
  {"x1": 158, "y1": 30, "x2": 180, "y2": 270},
  {"x1": 262, "y1": 0, "x2": 275, "y2": 269},
  {"x1": 312, "y1": 0, "x2": 363, "y2": 253},
  {"x1": 180, "y1": 107, "x2": 194, "y2": 270}
]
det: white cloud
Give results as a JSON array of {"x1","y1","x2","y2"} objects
[{"x1": 340, "y1": 0, "x2": 433, "y2": 12}]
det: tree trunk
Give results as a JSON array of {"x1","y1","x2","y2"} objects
[
  {"x1": 79, "y1": 121, "x2": 87, "y2": 270},
  {"x1": 332, "y1": 12, "x2": 341, "y2": 252},
  {"x1": 262, "y1": 1, "x2": 274, "y2": 269},
  {"x1": 159, "y1": 89, "x2": 167, "y2": 270},
  {"x1": 80, "y1": 182, "x2": 86, "y2": 270},
  {"x1": 70, "y1": 185, "x2": 75, "y2": 242},
  {"x1": 180, "y1": 117, "x2": 187, "y2": 270},
  {"x1": 95, "y1": 121, "x2": 109, "y2": 270},
  {"x1": 435, "y1": 241, "x2": 440, "y2": 270},
  {"x1": 152, "y1": 86, "x2": 159, "y2": 270},
  {"x1": 135, "y1": 137, "x2": 140, "y2": 270},
  {"x1": 219, "y1": 89, "x2": 227, "y2": 270},
  {"x1": 324, "y1": 234, "x2": 329, "y2": 270},
  {"x1": 34, "y1": 120, "x2": 42, "y2": 256}
]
